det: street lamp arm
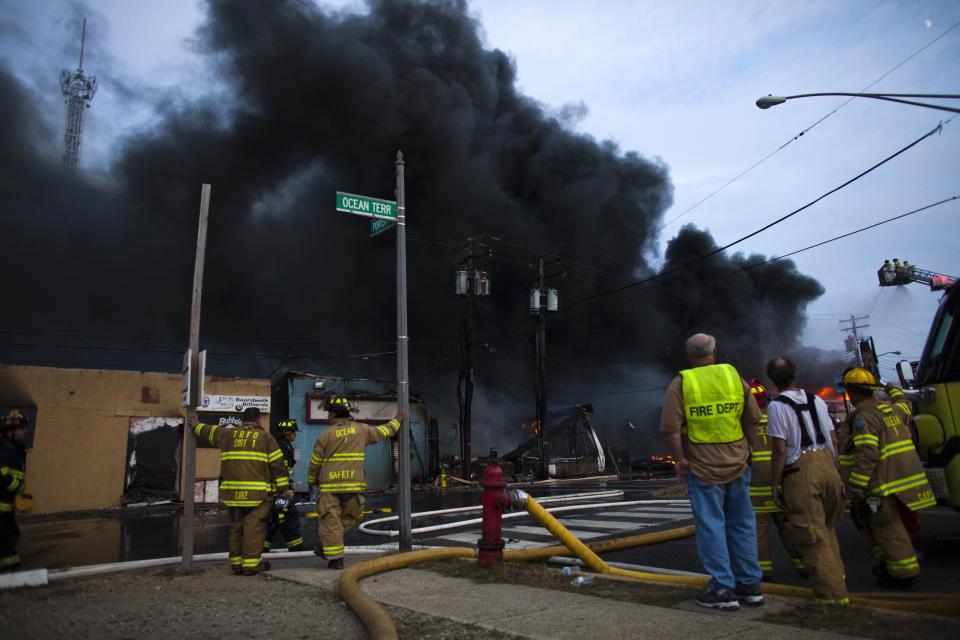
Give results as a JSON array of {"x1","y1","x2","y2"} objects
[{"x1": 757, "y1": 92, "x2": 960, "y2": 114}]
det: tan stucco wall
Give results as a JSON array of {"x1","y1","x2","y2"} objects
[{"x1": 0, "y1": 364, "x2": 269, "y2": 514}]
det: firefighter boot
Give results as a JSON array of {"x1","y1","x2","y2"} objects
[{"x1": 327, "y1": 558, "x2": 344, "y2": 570}]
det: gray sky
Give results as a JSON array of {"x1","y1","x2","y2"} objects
[{"x1": 3, "y1": 0, "x2": 958, "y2": 382}]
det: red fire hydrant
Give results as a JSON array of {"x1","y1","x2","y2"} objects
[{"x1": 478, "y1": 456, "x2": 510, "y2": 569}]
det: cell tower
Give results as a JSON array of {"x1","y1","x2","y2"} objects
[{"x1": 60, "y1": 18, "x2": 97, "y2": 173}]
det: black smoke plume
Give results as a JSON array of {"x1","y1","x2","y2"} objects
[{"x1": 0, "y1": 0, "x2": 827, "y2": 453}]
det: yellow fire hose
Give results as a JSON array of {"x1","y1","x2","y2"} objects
[
  {"x1": 339, "y1": 491, "x2": 960, "y2": 640},
  {"x1": 512, "y1": 490, "x2": 960, "y2": 617},
  {"x1": 339, "y1": 546, "x2": 475, "y2": 640}
]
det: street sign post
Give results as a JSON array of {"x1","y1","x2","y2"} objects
[
  {"x1": 370, "y1": 218, "x2": 395, "y2": 238},
  {"x1": 334, "y1": 162, "x2": 411, "y2": 552},
  {"x1": 336, "y1": 192, "x2": 397, "y2": 220},
  {"x1": 394, "y1": 152, "x2": 412, "y2": 552}
]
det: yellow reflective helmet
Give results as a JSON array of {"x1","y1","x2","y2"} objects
[
  {"x1": 323, "y1": 395, "x2": 353, "y2": 413},
  {"x1": 276, "y1": 418, "x2": 299, "y2": 433},
  {"x1": 2, "y1": 410, "x2": 28, "y2": 430},
  {"x1": 842, "y1": 367, "x2": 880, "y2": 389}
]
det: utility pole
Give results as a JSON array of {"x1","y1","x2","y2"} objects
[
  {"x1": 182, "y1": 184, "x2": 210, "y2": 570},
  {"x1": 529, "y1": 260, "x2": 561, "y2": 479},
  {"x1": 454, "y1": 236, "x2": 492, "y2": 480},
  {"x1": 396, "y1": 151, "x2": 412, "y2": 552},
  {"x1": 535, "y1": 259, "x2": 548, "y2": 479},
  {"x1": 839, "y1": 314, "x2": 870, "y2": 367}
]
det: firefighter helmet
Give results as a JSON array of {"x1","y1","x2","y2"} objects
[
  {"x1": 276, "y1": 418, "x2": 299, "y2": 433},
  {"x1": 2, "y1": 410, "x2": 28, "y2": 431},
  {"x1": 323, "y1": 395, "x2": 353, "y2": 414},
  {"x1": 842, "y1": 367, "x2": 880, "y2": 390},
  {"x1": 748, "y1": 380, "x2": 768, "y2": 409}
]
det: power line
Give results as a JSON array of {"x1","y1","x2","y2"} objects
[
  {"x1": 736, "y1": 195, "x2": 958, "y2": 273},
  {"x1": 656, "y1": 18, "x2": 960, "y2": 232},
  {"x1": 562, "y1": 121, "x2": 947, "y2": 312}
]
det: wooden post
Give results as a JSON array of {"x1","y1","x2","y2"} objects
[{"x1": 182, "y1": 184, "x2": 210, "y2": 570}]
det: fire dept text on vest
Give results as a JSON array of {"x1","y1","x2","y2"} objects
[{"x1": 688, "y1": 402, "x2": 742, "y2": 417}]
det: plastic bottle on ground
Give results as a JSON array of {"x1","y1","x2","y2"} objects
[
  {"x1": 561, "y1": 566, "x2": 580, "y2": 576},
  {"x1": 570, "y1": 575, "x2": 595, "y2": 587}
]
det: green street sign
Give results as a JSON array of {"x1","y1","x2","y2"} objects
[
  {"x1": 336, "y1": 191, "x2": 397, "y2": 221},
  {"x1": 370, "y1": 218, "x2": 395, "y2": 238}
]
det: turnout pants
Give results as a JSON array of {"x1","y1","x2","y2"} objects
[
  {"x1": 852, "y1": 495, "x2": 920, "y2": 579},
  {"x1": 0, "y1": 512, "x2": 20, "y2": 573},
  {"x1": 756, "y1": 511, "x2": 804, "y2": 580},
  {"x1": 228, "y1": 501, "x2": 272, "y2": 575},
  {"x1": 265, "y1": 503, "x2": 303, "y2": 551},
  {"x1": 782, "y1": 448, "x2": 848, "y2": 603},
  {"x1": 316, "y1": 493, "x2": 364, "y2": 559}
]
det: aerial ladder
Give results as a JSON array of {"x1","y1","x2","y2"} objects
[
  {"x1": 877, "y1": 258, "x2": 956, "y2": 291},
  {"x1": 875, "y1": 259, "x2": 960, "y2": 508}
]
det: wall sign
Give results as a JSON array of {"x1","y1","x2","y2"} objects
[{"x1": 198, "y1": 394, "x2": 270, "y2": 413}]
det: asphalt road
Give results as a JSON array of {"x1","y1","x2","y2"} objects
[{"x1": 16, "y1": 475, "x2": 960, "y2": 598}]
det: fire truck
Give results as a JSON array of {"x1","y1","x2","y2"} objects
[{"x1": 877, "y1": 259, "x2": 960, "y2": 507}]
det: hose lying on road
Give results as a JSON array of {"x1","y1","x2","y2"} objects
[
  {"x1": 339, "y1": 547, "x2": 475, "y2": 640},
  {"x1": 511, "y1": 489, "x2": 960, "y2": 618},
  {"x1": 340, "y1": 491, "x2": 960, "y2": 639}
]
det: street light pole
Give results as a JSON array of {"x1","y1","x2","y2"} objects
[{"x1": 756, "y1": 92, "x2": 960, "y2": 114}]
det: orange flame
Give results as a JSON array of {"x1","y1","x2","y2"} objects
[{"x1": 815, "y1": 386, "x2": 850, "y2": 402}]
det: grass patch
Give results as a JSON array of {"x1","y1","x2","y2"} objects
[
  {"x1": 759, "y1": 601, "x2": 960, "y2": 640},
  {"x1": 417, "y1": 559, "x2": 698, "y2": 608}
]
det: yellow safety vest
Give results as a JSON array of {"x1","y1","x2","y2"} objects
[{"x1": 680, "y1": 363, "x2": 745, "y2": 444}]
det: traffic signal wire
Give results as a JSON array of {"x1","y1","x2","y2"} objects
[{"x1": 561, "y1": 121, "x2": 947, "y2": 313}]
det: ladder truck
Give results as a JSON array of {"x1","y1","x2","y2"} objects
[{"x1": 877, "y1": 259, "x2": 959, "y2": 508}]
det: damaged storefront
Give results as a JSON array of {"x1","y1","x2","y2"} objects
[
  {"x1": 0, "y1": 364, "x2": 269, "y2": 514},
  {"x1": 503, "y1": 404, "x2": 609, "y2": 479}
]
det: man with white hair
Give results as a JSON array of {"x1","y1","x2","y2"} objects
[{"x1": 660, "y1": 333, "x2": 762, "y2": 610}]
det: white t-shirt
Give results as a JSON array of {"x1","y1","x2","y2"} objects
[{"x1": 766, "y1": 389, "x2": 835, "y2": 465}]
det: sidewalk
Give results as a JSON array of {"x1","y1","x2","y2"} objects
[
  {"x1": 2, "y1": 553, "x2": 953, "y2": 639},
  {"x1": 272, "y1": 557, "x2": 859, "y2": 640}
]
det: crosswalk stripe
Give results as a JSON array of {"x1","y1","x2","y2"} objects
[
  {"x1": 504, "y1": 525, "x2": 606, "y2": 539},
  {"x1": 594, "y1": 511, "x2": 691, "y2": 520},
  {"x1": 434, "y1": 532, "x2": 544, "y2": 549},
  {"x1": 558, "y1": 518, "x2": 647, "y2": 531}
]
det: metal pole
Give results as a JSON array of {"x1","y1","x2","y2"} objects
[
  {"x1": 536, "y1": 258, "x2": 549, "y2": 480},
  {"x1": 462, "y1": 284, "x2": 475, "y2": 480},
  {"x1": 182, "y1": 183, "x2": 210, "y2": 570},
  {"x1": 396, "y1": 151, "x2": 412, "y2": 552}
]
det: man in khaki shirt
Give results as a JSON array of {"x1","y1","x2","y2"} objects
[{"x1": 660, "y1": 333, "x2": 762, "y2": 610}]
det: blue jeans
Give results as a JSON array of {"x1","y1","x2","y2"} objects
[{"x1": 687, "y1": 468, "x2": 762, "y2": 591}]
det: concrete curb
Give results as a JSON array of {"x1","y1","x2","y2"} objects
[
  {"x1": 0, "y1": 544, "x2": 415, "y2": 588},
  {"x1": 0, "y1": 569, "x2": 48, "y2": 589}
]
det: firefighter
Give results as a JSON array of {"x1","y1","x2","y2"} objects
[
  {"x1": 0, "y1": 411, "x2": 28, "y2": 573},
  {"x1": 189, "y1": 407, "x2": 289, "y2": 576},
  {"x1": 307, "y1": 395, "x2": 405, "y2": 570},
  {"x1": 767, "y1": 358, "x2": 848, "y2": 605},
  {"x1": 841, "y1": 367, "x2": 935, "y2": 590},
  {"x1": 264, "y1": 418, "x2": 304, "y2": 553},
  {"x1": 747, "y1": 380, "x2": 803, "y2": 581}
]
